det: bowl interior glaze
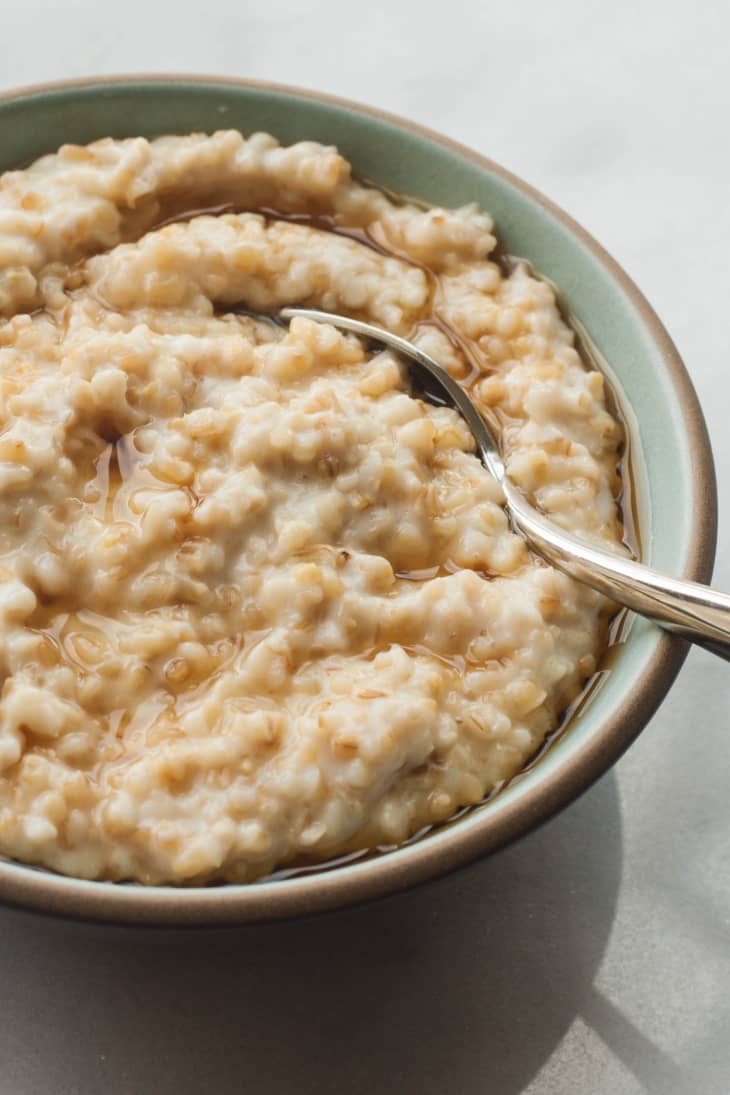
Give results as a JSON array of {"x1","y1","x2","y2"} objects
[{"x1": 0, "y1": 77, "x2": 716, "y2": 924}]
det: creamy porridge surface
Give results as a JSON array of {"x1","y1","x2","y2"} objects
[{"x1": 0, "y1": 131, "x2": 622, "y2": 883}]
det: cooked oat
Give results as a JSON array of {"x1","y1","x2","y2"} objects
[{"x1": 0, "y1": 131, "x2": 621, "y2": 882}]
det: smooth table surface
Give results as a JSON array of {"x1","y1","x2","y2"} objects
[{"x1": 0, "y1": 2, "x2": 728, "y2": 1092}]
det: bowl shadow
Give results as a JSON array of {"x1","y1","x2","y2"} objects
[{"x1": 0, "y1": 771, "x2": 623, "y2": 1095}]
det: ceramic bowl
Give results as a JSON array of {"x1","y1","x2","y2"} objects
[{"x1": 0, "y1": 76, "x2": 716, "y2": 925}]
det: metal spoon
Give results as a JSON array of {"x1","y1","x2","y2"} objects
[{"x1": 277, "y1": 306, "x2": 730, "y2": 661}]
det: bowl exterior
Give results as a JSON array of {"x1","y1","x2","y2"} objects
[{"x1": 0, "y1": 77, "x2": 716, "y2": 925}]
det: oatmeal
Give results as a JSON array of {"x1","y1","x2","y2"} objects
[{"x1": 0, "y1": 131, "x2": 622, "y2": 883}]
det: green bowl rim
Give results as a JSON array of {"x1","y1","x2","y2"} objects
[{"x1": 0, "y1": 75, "x2": 717, "y2": 926}]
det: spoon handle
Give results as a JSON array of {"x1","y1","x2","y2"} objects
[
  {"x1": 505, "y1": 482, "x2": 730, "y2": 661},
  {"x1": 280, "y1": 307, "x2": 729, "y2": 660}
]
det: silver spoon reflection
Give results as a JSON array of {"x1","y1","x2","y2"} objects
[{"x1": 260, "y1": 306, "x2": 730, "y2": 661}]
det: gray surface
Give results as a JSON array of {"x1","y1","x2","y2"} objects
[{"x1": 0, "y1": 2, "x2": 729, "y2": 1092}]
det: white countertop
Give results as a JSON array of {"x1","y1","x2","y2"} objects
[{"x1": 0, "y1": 2, "x2": 728, "y2": 1092}]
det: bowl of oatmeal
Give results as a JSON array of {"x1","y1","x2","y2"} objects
[{"x1": 0, "y1": 78, "x2": 715, "y2": 924}]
